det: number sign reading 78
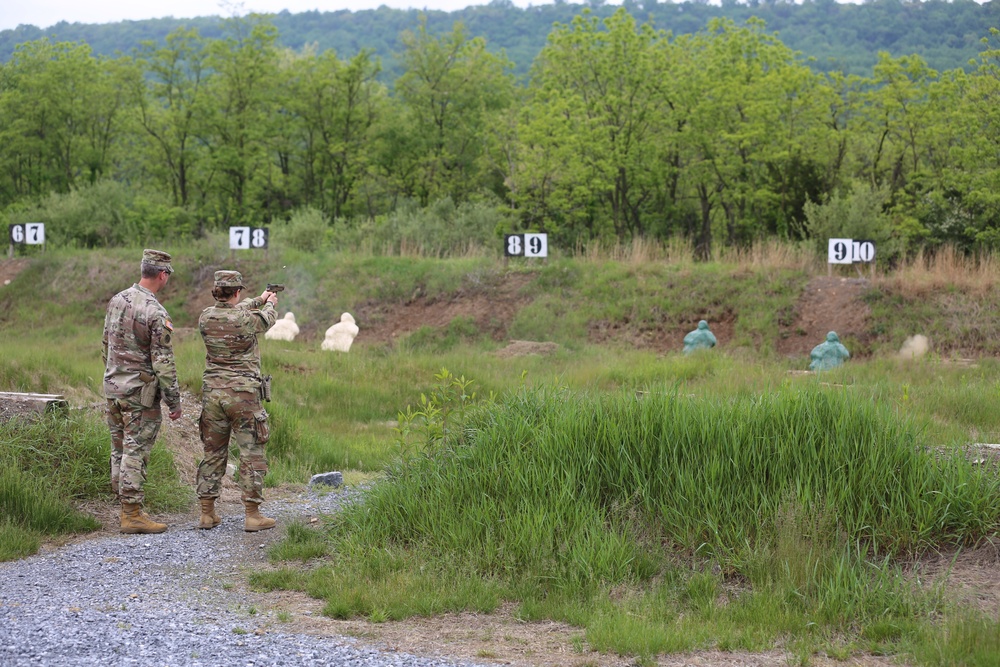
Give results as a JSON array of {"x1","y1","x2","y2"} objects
[
  {"x1": 229, "y1": 226, "x2": 269, "y2": 250},
  {"x1": 828, "y1": 238, "x2": 875, "y2": 264},
  {"x1": 9, "y1": 223, "x2": 45, "y2": 245},
  {"x1": 504, "y1": 233, "x2": 548, "y2": 258}
]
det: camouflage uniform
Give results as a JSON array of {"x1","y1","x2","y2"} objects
[
  {"x1": 196, "y1": 271, "x2": 278, "y2": 505},
  {"x1": 103, "y1": 250, "x2": 180, "y2": 505}
]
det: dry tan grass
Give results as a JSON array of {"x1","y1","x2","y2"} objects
[
  {"x1": 716, "y1": 239, "x2": 819, "y2": 272},
  {"x1": 577, "y1": 236, "x2": 696, "y2": 265},
  {"x1": 576, "y1": 237, "x2": 819, "y2": 272},
  {"x1": 878, "y1": 245, "x2": 1000, "y2": 297}
]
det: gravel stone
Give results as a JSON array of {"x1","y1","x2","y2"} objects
[
  {"x1": 0, "y1": 488, "x2": 487, "y2": 667},
  {"x1": 309, "y1": 472, "x2": 344, "y2": 489}
]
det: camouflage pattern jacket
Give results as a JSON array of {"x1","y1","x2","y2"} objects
[
  {"x1": 199, "y1": 297, "x2": 277, "y2": 391},
  {"x1": 103, "y1": 283, "x2": 181, "y2": 410}
]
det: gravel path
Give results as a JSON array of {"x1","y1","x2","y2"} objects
[{"x1": 0, "y1": 488, "x2": 488, "y2": 667}]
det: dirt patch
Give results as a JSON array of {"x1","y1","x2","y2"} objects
[
  {"x1": 358, "y1": 272, "x2": 535, "y2": 346},
  {"x1": 777, "y1": 276, "x2": 872, "y2": 357},
  {"x1": 241, "y1": 590, "x2": 902, "y2": 667},
  {"x1": 0, "y1": 258, "x2": 31, "y2": 288},
  {"x1": 589, "y1": 311, "x2": 738, "y2": 354},
  {"x1": 909, "y1": 536, "x2": 1000, "y2": 617}
]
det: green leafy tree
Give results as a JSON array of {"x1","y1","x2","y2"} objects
[
  {"x1": 389, "y1": 18, "x2": 516, "y2": 206},
  {"x1": 0, "y1": 40, "x2": 134, "y2": 206},
  {"x1": 200, "y1": 17, "x2": 280, "y2": 225},
  {"x1": 678, "y1": 18, "x2": 830, "y2": 255},
  {"x1": 133, "y1": 28, "x2": 211, "y2": 209},
  {"x1": 519, "y1": 9, "x2": 671, "y2": 241},
  {"x1": 280, "y1": 47, "x2": 385, "y2": 219},
  {"x1": 934, "y1": 29, "x2": 1000, "y2": 248}
]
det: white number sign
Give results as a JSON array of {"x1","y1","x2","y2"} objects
[
  {"x1": 828, "y1": 238, "x2": 875, "y2": 264},
  {"x1": 9, "y1": 223, "x2": 44, "y2": 245},
  {"x1": 504, "y1": 233, "x2": 548, "y2": 258},
  {"x1": 230, "y1": 226, "x2": 250, "y2": 250},
  {"x1": 230, "y1": 226, "x2": 269, "y2": 250},
  {"x1": 524, "y1": 233, "x2": 548, "y2": 258}
]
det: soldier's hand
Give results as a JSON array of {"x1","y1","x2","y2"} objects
[
  {"x1": 260, "y1": 289, "x2": 277, "y2": 305},
  {"x1": 169, "y1": 408, "x2": 182, "y2": 420}
]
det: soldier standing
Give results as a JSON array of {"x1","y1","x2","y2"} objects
[
  {"x1": 103, "y1": 249, "x2": 182, "y2": 534},
  {"x1": 196, "y1": 271, "x2": 279, "y2": 532}
]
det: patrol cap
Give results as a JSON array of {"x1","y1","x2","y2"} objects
[
  {"x1": 141, "y1": 249, "x2": 173, "y2": 274},
  {"x1": 214, "y1": 270, "x2": 245, "y2": 288}
]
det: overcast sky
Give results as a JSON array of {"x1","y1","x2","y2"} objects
[{"x1": 0, "y1": 0, "x2": 550, "y2": 32}]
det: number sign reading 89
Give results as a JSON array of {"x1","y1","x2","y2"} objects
[
  {"x1": 504, "y1": 233, "x2": 548, "y2": 258},
  {"x1": 8, "y1": 223, "x2": 45, "y2": 245},
  {"x1": 828, "y1": 238, "x2": 875, "y2": 264},
  {"x1": 229, "y1": 226, "x2": 269, "y2": 250}
]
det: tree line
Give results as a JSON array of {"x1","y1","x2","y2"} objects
[
  {"x1": 4, "y1": 9, "x2": 1000, "y2": 259},
  {"x1": 3, "y1": 0, "x2": 999, "y2": 79}
]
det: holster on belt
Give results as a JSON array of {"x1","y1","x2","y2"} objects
[
  {"x1": 260, "y1": 375, "x2": 273, "y2": 402},
  {"x1": 138, "y1": 371, "x2": 157, "y2": 408}
]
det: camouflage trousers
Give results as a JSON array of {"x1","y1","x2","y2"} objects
[
  {"x1": 196, "y1": 387, "x2": 270, "y2": 504},
  {"x1": 107, "y1": 394, "x2": 162, "y2": 505}
]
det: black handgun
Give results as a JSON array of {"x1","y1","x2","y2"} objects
[{"x1": 266, "y1": 283, "x2": 285, "y2": 293}]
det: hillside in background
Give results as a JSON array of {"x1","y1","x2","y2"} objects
[
  {"x1": 3, "y1": 245, "x2": 1000, "y2": 360},
  {"x1": 2, "y1": 0, "x2": 998, "y2": 77}
]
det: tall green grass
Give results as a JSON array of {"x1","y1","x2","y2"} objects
[
  {"x1": 340, "y1": 385, "x2": 998, "y2": 577},
  {"x1": 251, "y1": 382, "x2": 1000, "y2": 662},
  {"x1": 0, "y1": 412, "x2": 189, "y2": 561}
]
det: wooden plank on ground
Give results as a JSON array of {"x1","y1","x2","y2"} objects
[{"x1": 0, "y1": 391, "x2": 69, "y2": 415}]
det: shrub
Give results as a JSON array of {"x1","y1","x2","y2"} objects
[
  {"x1": 330, "y1": 197, "x2": 510, "y2": 257},
  {"x1": 10, "y1": 180, "x2": 197, "y2": 248},
  {"x1": 272, "y1": 207, "x2": 331, "y2": 251},
  {"x1": 804, "y1": 184, "x2": 901, "y2": 266}
]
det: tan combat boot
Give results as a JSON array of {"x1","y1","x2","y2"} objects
[
  {"x1": 244, "y1": 501, "x2": 276, "y2": 532},
  {"x1": 120, "y1": 503, "x2": 167, "y2": 534},
  {"x1": 198, "y1": 498, "x2": 221, "y2": 530}
]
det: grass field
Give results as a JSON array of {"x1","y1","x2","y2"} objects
[{"x1": 1, "y1": 242, "x2": 999, "y2": 664}]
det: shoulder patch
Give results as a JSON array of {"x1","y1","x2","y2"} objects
[{"x1": 164, "y1": 318, "x2": 174, "y2": 332}]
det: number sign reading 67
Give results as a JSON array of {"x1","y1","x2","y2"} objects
[
  {"x1": 828, "y1": 238, "x2": 875, "y2": 264},
  {"x1": 229, "y1": 226, "x2": 269, "y2": 250},
  {"x1": 9, "y1": 223, "x2": 45, "y2": 245},
  {"x1": 504, "y1": 233, "x2": 548, "y2": 258}
]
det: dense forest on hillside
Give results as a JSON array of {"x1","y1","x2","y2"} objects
[
  {"x1": 6, "y1": 6, "x2": 1000, "y2": 261},
  {"x1": 2, "y1": 0, "x2": 999, "y2": 78}
]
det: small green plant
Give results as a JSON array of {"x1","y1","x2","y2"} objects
[
  {"x1": 394, "y1": 368, "x2": 480, "y2": 457},
  {"x1": 232, "y1": 627, "x2": 248, "y2": 635},
  {"x1": 277, "y1": 610, "x2": 292, "y2": 623}
]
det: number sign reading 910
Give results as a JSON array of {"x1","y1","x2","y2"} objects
[
  {"x1": 504, "y1": 233, "x2": 548, "y2": 258},
  {"x1": 828, "y1": 238, "x2": 875, "y2": 264},
  {"x1": 9, "y1": 223, "x2": 45, "y2": 245},
  {"x1": 229, "y1": 226, "x2": 269, "y2": 250}
]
